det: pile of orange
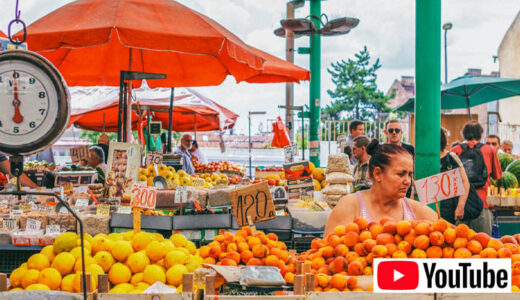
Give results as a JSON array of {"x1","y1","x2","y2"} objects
[
  {"x1": 298, "y1": 217, "x2": 520, "y2": 292},
  {"x1": 198, "y1": 227, "x2": 295, "y2": 279}
]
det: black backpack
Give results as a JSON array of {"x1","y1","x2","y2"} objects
[{"x1": 459, "y1": 143, "x2": 488, "y2": 188}]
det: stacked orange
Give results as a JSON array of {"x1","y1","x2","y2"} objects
[
  {"x1": 298, "y1": 217, "x2": 520, "y2": 292},
  {"x1": 198, "y1": 227, "x2": 295, "y2": 278}
]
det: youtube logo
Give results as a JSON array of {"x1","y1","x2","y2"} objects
[
  {"x1": 377, "y1": 260, "x2": 419, "y2": 290},
  {"x1": 374, "y1": 259, "x2": 512, "y2": 293}
]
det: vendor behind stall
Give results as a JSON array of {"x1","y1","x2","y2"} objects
[
  {"x1": 324, "y1": 140, "x2": 438, "y2": 237},
  {"x1": 0, "y1": 153, "x2": 38, "y2": 188},
  {"x1": 88, "y1": 146, "x2": 106, "y2": 183},
  {"x1": 173, "y1": 134, "x2": 195, "y2": 175}
]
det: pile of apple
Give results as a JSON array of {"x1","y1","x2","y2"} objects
[
  {"x1": 194, "y1": 161, "x2": 245, "y2": 176},
  {"x1": 298, "y1": 217, "x2": 520, "y2": 292}
]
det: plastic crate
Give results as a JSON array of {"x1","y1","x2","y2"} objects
[{"x1": 0, "y1": 246, "x2": 42, "y2": 275}]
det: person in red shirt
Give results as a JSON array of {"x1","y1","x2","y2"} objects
[{"x1": 451, "y1": 121, "x2": 501, "y2": 235}]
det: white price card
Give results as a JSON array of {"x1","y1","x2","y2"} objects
[
  {"x1": 77, "y1": 186, "x2": 89, "y2": 194},
  {"x1": 118, "y1": 206, "x2": 132, "y2": 214},
  {"x1": 175, "y1": 186, "x2": 187, "y2": 204},
  {"x1": 26, "y1": 219, "x2": 41, "y2": 231},
  {"x1": 0, "y1": 200, "x2": 8, "y2": 208},
  {"x1": 2, "y1": 218, "x2": 16, "y2": 230},
  {"x1": 75, "y1": 199, "x2": 89, "y2": 207},
  {"x1": 46, "y1": 225, "x2": 61, "y2": 234},
  {"x1": 10, "y1": 210, "x2": 23, "y2": 218},
  {"x1": 39, "y1": 205, "x2": 53, "y2": 213},
  {"x1": 414, "y1": 167, "x2": 466, "y2": 205},
  {"x1": 130, "y1": 184, "x2": 157, "y2": 209},
  {"x1": 145, "y1": 152, "x2": 163, "y2": 165}
]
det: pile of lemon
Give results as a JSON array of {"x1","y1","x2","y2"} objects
[
  {"x1": 138, "y1": 165, "x2": 193, "y2": 187},
  {"x1": 8, "y1": 231, "x2": 202, "y2": 294}
]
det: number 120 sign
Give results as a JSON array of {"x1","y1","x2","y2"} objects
[
  {"x1": 131, "y1": 183, "x2": 157, "y2": 209},
  {"x1": 414, "y1": 167, "x2": 466, "y2": 205}
]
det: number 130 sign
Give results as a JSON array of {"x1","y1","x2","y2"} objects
[
  {"x1": 131, "y1": 183, "x2": 157, "y2": 209},
  {"x1": 414, "y1": 167, "x2": 466, "y2": 205}
]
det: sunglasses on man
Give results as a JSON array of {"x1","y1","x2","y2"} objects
[{"x1": 387, "y1": 128, "x2": 401, "y2": 134}]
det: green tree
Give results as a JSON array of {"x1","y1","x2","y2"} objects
[{"x1": 325, "y1": 46, "x2": 392, "y2": 121}]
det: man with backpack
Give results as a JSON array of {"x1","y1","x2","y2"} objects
[{"x1": 451, "y1": 121, "x2": 502, "y2": 234}]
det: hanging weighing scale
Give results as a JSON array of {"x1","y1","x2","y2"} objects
[{"x1": 0, "y1": 49, "x2": 89, "y2": 299}]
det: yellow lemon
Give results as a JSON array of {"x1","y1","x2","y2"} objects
[
  {"x1": 113, "y1": 283, "x2": 134, "y2": 292},
  {"x1": 76, "y1": 239, "x2": 91, "y2": 252},
  {"x1": 108, "y1": 233, "x2": 123, "y2": 241},
  {"x1": 9, "y1": 288, "x2": 23, "y2": 291},
  {"x1": 130, "y1": 272, "x2": 143, "y2": 285},
  {"x1": 132, "y1": 232, "x2": 153, "y2": 251},
  {"x1": 86, "y1": 264, "x2": 104, "y2": 281},
  {"x1": 152, "y1": 233, "x2": 164, "y2": 242},
  {"x1": 19, "y1": 263, "x2": 27, "y2": 269},
  {"x1": 90, "y1": 236, "x2": 110, "y2": 254},
  {"x1": 60, "y1": 274, "x2": 75, "y2": 292},
  {"x1": 74, "y1": 255, "x2": 96, "y2": 273},
  {"x1": 38, "y1": 267, "x2": 62, "y2": 290},
  {"x1": 39, "y1": 246, "x2": 56, "y2": 263},
  {"x1": 166, "y1": 264, "x2": 188, "y2": 286},
  {"x1": 70, "y1": 246, "x2": 91, "y2": 260},
  {"x1": 129, "y1": 289, "x2": 143, "y2": 294},
  {"x1": 25, "y1": 283, "x2": 50, "y2": 290},
  {"x1": 108, "y1": 263, "x2": 131, "y2": 285},
  {"x1": 121, "y1": 230, "x2": 134, "y2": 241},
  {"x1": 53, "y1": 232, "x2": 77, "y2": 254},
  {"x1": 185, "y1": 260, "x2": 202, "y2": 273},
  {"x1": 52, "y1": 252, "x2": 75, "y2": 276},
  {"x1": 108, "y1": 287, "x2": 125, "y2": 293},
  {"x1": 192, "y1": 255, "x2": 203, "y2": 264},
  {"x1": 126, "y1": 251, "x2": 150, "y2": 273},
  {"x1": 111, "y1": 240, "x2": 134, "y2": 262},
  {"x1": 27, "y1": 254, "x2": 50, "y2": 271},
  {"x1": 136, "y1": 282, "x2": 150, "y2": 290},
  {"x1": 9, "y1": 267, "x2": 26, "y2": 288},
  {"x1": 164, "y1": 250, "x2": 187, "y2": 269},
  {"x1": 170, "y1": 234, "x2": 187, "y2": 247},
  {"x1": 93, "y1": 251, "x2": 115, "y2": 272},
  {"x1": 145, "y1": 241, "x2": 166, "y2": 262},
  {"x1": 185, "y1": 241, "x2": 197, "y2": 255},
  {"x1": 21, "y1": 269, "x2": 40, "y2": 289},
  {"x1": 161, "y1": 240, "x2": 176, "y2": 253},
  {"x1": 175, "y1": 247, "x2": 190, "y2": 256},
  {"x1": 142, "y1": 264, "x2": 166, "y2": 285}
]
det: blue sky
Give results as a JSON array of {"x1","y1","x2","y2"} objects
[{"x1": 1, "y1": 0, "x2": 518, "y2": 134}]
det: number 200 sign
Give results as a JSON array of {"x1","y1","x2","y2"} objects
[
  {"x1": 414, "y1": 167, "x2": 466, "y2": 205},
  {"x1": 131, "y1": 183, "x2": 157, "y2": 209}
]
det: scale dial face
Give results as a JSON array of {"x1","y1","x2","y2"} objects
[{"x1": 0, "y1": 50, "x2": 69, "y2": 156}]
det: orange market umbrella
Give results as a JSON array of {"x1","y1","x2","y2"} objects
[
  {"x1": 0, "y1": 31, "x2": 6, "y2": 38},
  {"x1": 245, "y1": 47, "x2": 310, "y2": 83},
  {"x1": 14, "y1": 0, "x2": 265, "y2": 88}
]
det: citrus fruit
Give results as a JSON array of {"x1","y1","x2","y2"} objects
[
  {"x1": 111, "y1": 240, "x2": 133, "y2": 262},
  {"x1": 40, "y1": 246, "x2": 56, "y2": 263},
  {"x1": 94, "y1": 251, "x2": 115, "y2": 272},
  {"x1": 61, "y1": 274, "x2": 75, "y2": 292},
  {"x1": 146, "y1": 241, "x2": 167, "y2": 262},
  {"x1": 143, "y1": 264, "x2": 166, "y2": 285},
  {"x1": 126, "y1": 251, "x2": 150, "y2": 273},
  {"x1": 108, "y1": 263, "x2": 132, "y2": 284},
  {"x1": 132, "y1": 232, "x2": 153, "y2": 251},
  {"x1": 9, "y1": 267, "x2": 26, "y2": 288},
  {"x1": 21, "y1": 269, "x2": 40, "y2": 289},
  {"x1": 25, "y1": 283, "x2": 50, "y2": 290},
  {"x1": 52, "y1": 252, "x2": 75, "y2": 276},
  {"x1": 164, "y1": 250, "x2": 187, "y2": 268},
  {"x1": 166, "y1": 264, "x2": 188, "y2": 286},
  {"x1": 170, "y1": 234, "x2": 188, "y2": 247},
  {"x1": 38, "y1": 267, "x2": 62, "y2": 290},
  {"x1": 27, "y1": 254, "x2": 50, "y2": 271},
  {"x1": 53, "y1": 232, "x2": 78, "y2": 254}
]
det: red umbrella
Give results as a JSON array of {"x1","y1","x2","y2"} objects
[
  {"x1": 15, "y1": 0, "x2": 265, "y2": 88},
  {"x1": 69, "y1": 98, "x2": 222, "y2": 132},
  {"x1": 0, "y1": 31, "x2": 6, "y2": 38}
]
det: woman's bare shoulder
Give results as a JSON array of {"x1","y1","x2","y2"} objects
[
  {"x1": 335, "y1": 193, "x2": 360, "y2": 210},
  {"x1": 406, "y1": 198, "x2": 439, "y2": 222}
]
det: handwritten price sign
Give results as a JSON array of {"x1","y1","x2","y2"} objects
[
  {"x1": 230, "y1": 181, "x2": 276, "y2": 227},
  {"x1": 414, "y1": 167, "x2": 466, "y2": 205},
  {"x1": 70, "y1": 145, "x2": 89, "y2": 164},
  {"x1": 145, "y1": 152, "x2": 163, "y2": 166},
  {"x1": 131, "y1": 183, "x2": 157, "y2": 209}
]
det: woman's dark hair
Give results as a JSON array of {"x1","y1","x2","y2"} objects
[
  {"x1": 441, "y1": 128, "x2": 448, "y2": 151},
  {"x1": 462, "y1": 121, "x2": 483, "y2": 141},
  {"x1": 366, "y1": 139, "x2": 411, "y2": 178},
  {"x1": 192, "y1": 140, "x2": 199, "y2": 149}
]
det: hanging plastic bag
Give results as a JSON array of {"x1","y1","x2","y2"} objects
[{"x1": 271, "y1": 116, "x2": 291, "y2": 148}]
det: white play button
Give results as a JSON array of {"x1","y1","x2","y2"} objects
[{"x1": 394, "y1": 269, "x2": 404, "y2": 282}]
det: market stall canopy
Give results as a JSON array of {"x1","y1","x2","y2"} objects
[
  {"x1": 0, "y1": 31, "x2": 6, "y2": 38},
  {"x1": 395, "y1": 76, "x2": 520, "y2": 115},
  {"x1": 14, "y1": 0, "x2": 266, "y2": 88},
  {"x1": 244, "y1": 48, "x2": 310, "y2": 83},
  {"x1": 68, "y1": 85, "x2": 238, "y2": 132}
]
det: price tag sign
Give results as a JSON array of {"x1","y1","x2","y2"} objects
[
  {"x1": 284, "y1": 145, "x2": 298, "y2": 163},
  {"x1": 96, "y1": 204, "x2": 111, "y2": 216},
  {"x1": 2, "y1": 218, "x2": 16, "y2": 230},
  {"x1": 75, "y1": 199, "x2": 90, "y2": 207},
  {"x1": 77, "y1": 186, "x2": 88, "y2": 194},
  {"x1": 46, "y1": 225, "x2": 61, "y2": 234},
  {"x1": 39, "y1": 205, "x2": 53, "y2": 214},
  {"x1": 414, "y1": 167, "x2": 466, "y2": 205},
  {"x1": 26, "y1": 219, "x2": 41, "y2": 231},
  {"x1": 193, "y1": 178, "x2": 205, "y2": 189},
  {"x1": 0, "y1": 200, "x2": 8, "y2": 208},
  {"x1": 118, "y1": 206, "x2": 132, "y2": 214},
  {"x1": 10, "y1": 209, "x2": 23, "y2": 218},
  {"x1": 175, "y1": 186, "x2": 187, "y2": 204},
  {"x1": 145, "y1": 152, "x2": 163, "y2": 166},
  {"x1": 130, "y1": 183, "x2": 157, "y2": 209},
  {"x1": 70, "y1": 145, "x2": 90, "y2": 164},
  {"x1": 19, "y1": 203, "x2": 32, "y2": 212},
  {"x1": 215, "y1": 179, "x2": 228, "y2": 188},
  {"x1": 25, "y1": 195, "x2": 37, "y2": 203},
  {"x1": 230, "y1": 181, "x2": 276, "y2": 227}
]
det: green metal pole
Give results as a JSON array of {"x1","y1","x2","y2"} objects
[
  {"x1": 309, "y1": 0, "x2": 321, "y2": 167},
  {"x1": 415, "y1": 0, "x2": 441, "y2": 180}
]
